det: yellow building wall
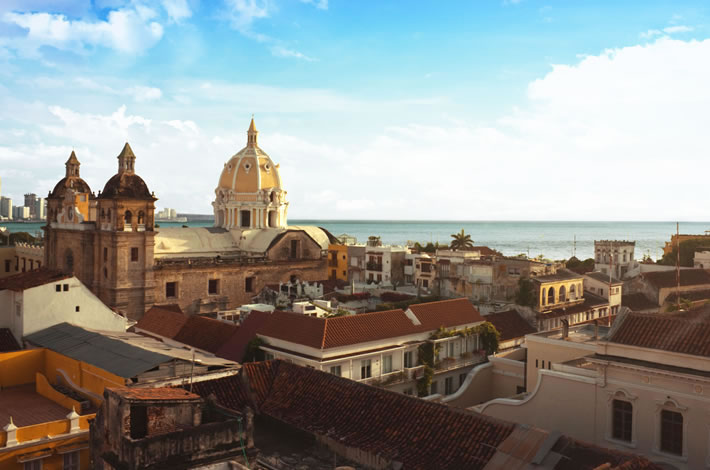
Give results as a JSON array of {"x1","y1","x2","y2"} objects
[
  {"x1": 538, "y1": 279, "x2": 583, "y2": 310},
  {"x1": 328, "y1": 244, "x2": 348, "y2": 281},
  {"x1": 0, "y1": 349, "x2": 45, "y2": 387},
  {"x1": 43, "y1": 349, "x2": 124, "y2": 406}
]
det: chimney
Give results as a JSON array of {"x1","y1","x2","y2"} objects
[{"x1": 562, "y1": 319, "x2": 569, "y2": 339}]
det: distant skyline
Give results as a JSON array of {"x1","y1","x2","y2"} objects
[{"x1": 1, "y1": 0, "x2": 709, "y2": 220}]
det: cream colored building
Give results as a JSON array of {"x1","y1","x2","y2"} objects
[
  {"x1": 1, "y1": 243, "x2": 44, "y2": 279},
  {"x1": 473, "y1": 312, "x2": 710, "y2": 470},
  {"x1": 257, "y1": 298, "x2": 487, "y2": 397}
]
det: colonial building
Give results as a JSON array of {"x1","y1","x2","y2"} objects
[
  {"x1": 44, "y1": 119, "x2": 337, "y2": 319},
  {"x1": 595, "y1": 240, "x2": 639, "y2": 279}
]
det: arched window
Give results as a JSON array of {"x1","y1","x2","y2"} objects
[
  {"x1": 570, "y1": 284, "x2": 576, "y2": 299},
  {"x1": 559, "y1": 285, "x2": 567, "y2": 302},
  {"x1": 65, "y1": 249, "x2": 74, "y2": 273},
  {"x1": 124, "y1": 210, "x2": 132, "y2": 225},
  {"x1": 547, "y1": 287, "x2": 555, "y2": 304},
  {"x1": 270, "y1": 191, "x2": 276, "y2": 203},
  {"x1": 138, "y1": 211, "x2": 145, "y2": 225},
  {"x1": 101, "y1": 209, "x2": 105, "y2": 219}
]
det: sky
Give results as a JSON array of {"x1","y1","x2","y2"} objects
[{"x1": 0, "y1": 0, "x2": 709, "y2": 221}]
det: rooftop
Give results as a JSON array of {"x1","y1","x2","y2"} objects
[
  {"x1": 257, "y1": 298, "x2": 484, "y2": 350},
  {"x1": 25, "y1": 323, "x2": 237, "y2": 379},
  {"x1": 173, "y1": 315, "x2": 239, "y2": 354},
  {"x1": 642, "y1": 268, "x2": 710, "y2": 289},
  {"x1": 607, "y1": 310, "x2": 710, "y2": 358},
  {"x1": 0, "y1": 384, "x2": 72, "y2": 427},
  {"x1": 530, "y1": 323, "x2": 610, "y2": 343},
  {"x1": 484, "y1": 310, "x2": 536, "y2": 342},
  {"x1": 533, "y1": 269, "x2": 583, "y2": 283},
  {"x1": 584, "y1": 271, "x2": 623, "y2": 285},
  {"x1": 0, "y1": 269, "x2": 71, "y2": 292},
  {"x1": 110, "y1": 387, "x2": 202, "y2": 402},
  {"x1": 621, "y1": 293, "x2": 658, "y2": 311},
  {"x1": 216, "y1": 310, "x2": 272, "y2": 362},
  {"x1": 190, "y1": 360, "x2": 661, "y2": 470},
  {"x1": 0, "y1": 328, "x2": 20, "y2": 352},
  {"x1": 134, "y1": 305, "x2": 188, "y2": 339}
]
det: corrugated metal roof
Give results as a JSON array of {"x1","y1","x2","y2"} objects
[{"x1": 25, "y1": 323, "x2": 172, "y2": 378}]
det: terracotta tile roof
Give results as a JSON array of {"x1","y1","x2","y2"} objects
[
  {"x1": 0, "y1": 328, "x2": 20, "y2": 352},
  {"x1": 642, "y1": 268, "x2": 710, "y2": 289},
  {"x1": 608, "y1": 310, "x2": 710, "y2": 357},
  {"x1": 550, "y1": 436, "x2": 662, "y2": 470},
  {"x1": 216, "y1": 311, "x2": 272, "y2": 362},
  {"x1": 666, "y1": 288, "x2": 710, "y2": 303},
  {"x1": 257, "y1": 298, "x2": 484, "y2": 349},
  {"x1": 0, "y1": 269, "x2": 71, "y2": 292},
  {"x1": 484, "y1": 310, "x2": 536, "y2": 342},
  {"x1": 110, "y1": 387, "x2": 201, "y2": 401},
  {"x1": 0, "y1": 384, "x2": 72, "y2": 427},
  {"x1": 191, "y1": 361, "x2": 660, "y2": 470},
  {"x1": 134, "y1": 305, "x2": 188, "y2": 339},
  {"x1": 173, "y1": 316, "x2": 239, "y2": 354},
  {"x1": 622, "y1": 293, "x2": 659, "y2": 311}
]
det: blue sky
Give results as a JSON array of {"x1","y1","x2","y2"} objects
[{"x1": 1, "y1": 0, "x2": 709, "y2": 220}]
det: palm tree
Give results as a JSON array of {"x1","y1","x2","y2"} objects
[{"x1": 450, "y1": 229, "x2": 474, "y2": 251}]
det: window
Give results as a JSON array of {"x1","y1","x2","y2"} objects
[
  {"x1": 56, "y1": 284, "x2": 61, "y2": 292},
  {"x1": 423, "y1": 279, "x2": 429, "y2": 288},
  {"x1": 240, "y1": 210, "x2": 251, "y2": 228},
  {"x1": 660, "y1": 409, "x2": 683, "y2": 455},
  {"x1": 130, "y1": 247, "x2": 139, "y2": 262},
  {"x1": 404, "y1": 351, "x2": 414, "y2": 368},
  {"x1": 342, "y1": 270, "x2": 346, "y2": 276},
  {"x1": 75, "y1": 306, "x2": 80, "y2": 312},
  {"x1": 445, "y1": 377, "x2": 454, "y2": 395},
  {"x1": 290, "y1": 239, "x2": 299, "y2": 259},
  {"x1": 63, "y1": 452, "x2": 79, "y2": 470},
  {"x1": 612, "y1": 399, "x2": 632, "y2": 442},
  {"x1": 448, "y1": 342, "x2": 455, "y2": 357},
  {"x1": 403, "y1": 388, "x2": 413, "y2": 396},
  {"x1": 63, "y1": 284, "x2": 69, "y2": 292},
  {"x1": 360, "y1": 359, "x2": 372, "y2": 379},
  {"x1": 245, "y1": 276, "x2": 254, "y2": 292},
  {"x1": 329, "y1": 365, "x2": 342, "y2": 376},
  {"x1": 459, "y1": 373, "x2": 467, "y2": 387},
  {"x1": 4, "y1": 260, "x2": 10, "y2": 272},
  {"x1": 430, "y1": 380, "x2": 438, "y2": 395},
  {"x1": 24, "y1": 460, "x2": 42, "y2": 470},
  {"x1": 383, "y1": 355, "x2": 393, "y2": 374},
  {"x1": 103, "y1": 247, "x2": 108, "y2": 262},
  {"x1": 208, "y1": 279, "x2": 219, "y2": 295},
  {"x1": 535, "y1": 359, "x2": 538, "y2": 368},
  {"x1": 166, "y1": 281, "x2": 177, "y2": 298}
]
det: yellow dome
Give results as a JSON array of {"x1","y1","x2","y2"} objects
[{"x1": 217, "y1": 118, "x2": 282, "y2": 194}]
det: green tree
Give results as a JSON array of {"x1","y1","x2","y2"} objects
[
  {"x1": 515, "y1": 278, "x2": 537, "y2": 307},
  {"x1": 450, "y1": 229, "x2": 474, "y2": 251},
  {"x1": 242, "y1": 337, "x2": 268, "y2": 363},
  {"x1": 476, "y1": 322, "x2": 500, "y2": 356},
  {"x1": 659, "y1": 239, "x2": 710, "y2": 267}
]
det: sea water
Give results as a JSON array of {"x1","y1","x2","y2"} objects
[{"x1": 3, "y1": 220, "x2": 708, "y2": 261}]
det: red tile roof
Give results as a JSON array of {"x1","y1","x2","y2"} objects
[
  {"x1": 110, "y1": 387, "x2": 201, "y2": 401},
  {"x1": 134, "y1": 305, "x2": 188, "y2": 339},
  {"x1": 484, "y1": 310, "x2": 536, "y2": 342},
  {"x1": 216, "y1": 311, "x2": 272, "y2": 362},
  {"x1": 257, "y1": 298, "x2": 484, "y2": 349},
  {"x1": 642, "y1": 268, "x2": 710, "y2": 289},
  {"x1": 622, "y1": 293, "x2": 659, "y2": 311},
  {"x1": 173, "y1": 316, "x2": 239, "y2": 354},
  {"x1": 0, "y1": 384, "x2": 72, "y2": 427},
  {"x1": 0, "y1": 269, "x2": 71, "y2": 292},
  {"x1": 0, "y1": 328, "x2": 20, "y2": 352},
  {"x1": 190, "y1": 361, "x2": 661, "y2": 470},
  {"x1": 609, "y1": 310, "x2": 710, "y2": 357}
]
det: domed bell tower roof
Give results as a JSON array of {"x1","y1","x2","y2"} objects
[
  {"x1": 98, "y1": 143, "x2": 155, "y2": 200},
  {"x1": 49, "y1": 150, "x2": 92, "y2": 198}
]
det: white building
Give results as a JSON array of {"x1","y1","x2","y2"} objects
[
  {"x1": 473, "y1": 311, "x2": 710, "y2": 470},
  {"x1": 257, "y1": 298, "x2": 487, "y2": 396},
  {"x1": 363, "y1": 237, "x2": 408, "y2": 286},
  {"x1": 693, "y1": 249, "x2": 710, "y2": 269},
  {"x1": 292, "y1": 299, "x2": 333, "y2": 317},
  {"x1": 594, "y1": 240, "x2": 639, "y2": 279},
  {"x1": 1, "y1": 197, "x2": 13, "y2": 220},
  {"x1": 583, "y1": 271, "x2": 622, "y2": 310},
  {"x1": 0, "y1": 270, "x2": 128, "y2": 345},
  {"x1": 12, "y1": 205, "x2": 30, "y2": 220}
]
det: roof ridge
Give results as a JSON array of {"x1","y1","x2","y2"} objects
[{"x1": 321, "y1": 317, "x2": 329, "y2": 349}]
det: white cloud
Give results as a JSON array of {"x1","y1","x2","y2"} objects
[
  {"x1": 162, "y1": 0, "x2": 192, "y2": 23},
  {"x1": 300, "y1": 0, "x2": 328, "y2": 10},
  {"x1": 2, "y1": 6, "x2": 164, "y2": 56},
  {"x1": 126, "y1": 85, "x2": 162, "y2": 102},
  {"x1": 663, "y1": 25, "x2": 693, "y2": 34},
  {"x1": 270, "y1": 45, "x2": 315, "y2": 61},
  {"x1": 640, "y1": 29, "x2": 662, "y2": 39},
  {"x1": 224, "y1": 0, "x2": 271, "y2": 32},
  {"x1": 73, "y1": 77, "x2": 162, "y2": 102}
]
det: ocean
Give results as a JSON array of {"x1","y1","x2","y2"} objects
[{"x1": 3, "y1": 220, "x2": 708, "y2": 261}]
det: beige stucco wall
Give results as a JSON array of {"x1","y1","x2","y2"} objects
[{"x1": 525, "y1": 335, "x2": 596, "y2": 391}]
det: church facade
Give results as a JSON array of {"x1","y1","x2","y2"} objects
[{"x1": 44, "y1": 119, "x2": 335, "y2": 319}]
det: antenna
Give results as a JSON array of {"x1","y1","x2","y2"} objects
[
  {"x1": 676, "y1": 222, "x2": 680, "y2": 311},
  {"x1": 608, "y1": 241, "x2": 613, "y2": 326}
]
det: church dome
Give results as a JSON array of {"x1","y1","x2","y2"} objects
[
  {"x1": 97, "y1": 143, "x2": 155, "y2": 200},
  {"x1": 216, "y1": 118, "x2": 282, "y2": 195},
  {"x1": 49, "y1": 151, "x2": 92, "y2": 199}
]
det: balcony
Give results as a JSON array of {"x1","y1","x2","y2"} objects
[
  {"x1": 366, "y1": 262, "x2": 383, "y2": 272},
  {"x1": 433, "y1": 352, "x2": 485, "y2": 372},
  {"x1": 328, "y1": 259, "x2": 338, "y2": 267}
]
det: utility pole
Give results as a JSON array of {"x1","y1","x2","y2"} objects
[
  {"x1": 676, "y1": 222, "x2": 681, "y2": 311},
  {"x1": 608, "y1": 241, "x2": 613, "y2": 326}
]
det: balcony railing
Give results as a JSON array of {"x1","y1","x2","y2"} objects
[
  {"x1": 366, "y1": 262, "x2": 383, "y2": 272},
  {"x1": 433, "y1": 353, "x2": 485, "y2": 372}
]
